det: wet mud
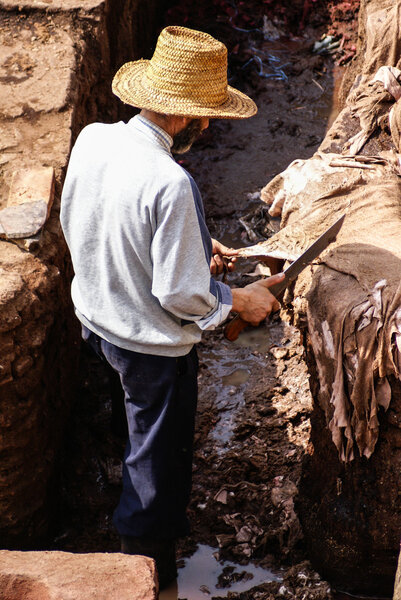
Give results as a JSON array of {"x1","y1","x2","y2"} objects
[{"x1": 53, "y1": 2, "x2": 372, "y2": 599}]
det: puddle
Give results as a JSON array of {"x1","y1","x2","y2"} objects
[
  {"x1": 200, "y1": 341, "x2": 267, "y2": 448},
  {"x1": 160, "y1": 544, "x2": 281, "y2": 600},
  {"x1": 232, "y1": 321, "x2": 273, "y2": 353},
  {"x1": 210, "y1": 389, "x2": 245, "y2": 445},
  {"x1": 222, "y1": 367, "x2": 250, "y2": 386}
]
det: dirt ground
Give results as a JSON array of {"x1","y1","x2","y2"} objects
[{"x1": 54, "y1": 2, "x2": 364, "y2": 598}]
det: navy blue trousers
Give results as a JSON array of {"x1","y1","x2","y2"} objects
[{"x1": 82, "y1": 326, "x2": 198, "y2": 540}]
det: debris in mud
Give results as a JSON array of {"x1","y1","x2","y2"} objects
[
  {"x1": 164, "y1": 0, "x2": 359, "y2": 94},
  {"x1": 313, "y1": 34, "x2": 341, "y2": 54},
  {"x1": 241, "y1": 51, "x2": 289, "y2": 82},
  {"x1": 262, "y1": 16, "x2": 283, "y2": 42},
  {"x1": 210, "y1": 561, "x2": 332, "y2": 599},
  {"x1": 185, "y1": 325, "x2": 313, "y2": 573},
  {"x1": 270, "y1": 476, "x2": 303, "y2": 556},
  {"x1": 216, "y1": 565, "x2": 254, "y2": 588},
  {"x1": 165, "y1": 0, "x2": 360, "y2": 77},
  {"x1": 325, "y1": 1, "x2": 360, "y2": 65},
  {"x1": 238, "y1": 204, "x2": 279, "y2": 243}
]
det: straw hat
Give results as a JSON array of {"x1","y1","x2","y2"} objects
[{"x1": 112, "y1": 26, "x2": 257, "y2": 119}]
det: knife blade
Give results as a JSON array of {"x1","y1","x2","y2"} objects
[{"x1": 224, "y1": 213, "x2": 345, "y2": 341}]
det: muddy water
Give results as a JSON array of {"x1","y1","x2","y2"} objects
[
  {"x1": 160, "y1": 544, "x2": 281, "y2": 600},
  {"x1": 201, "y1": 326, "x2": 271, "y2": 450}
]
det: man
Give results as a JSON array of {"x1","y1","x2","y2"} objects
[{"x1": 60, "y1": 25, "x2": 284, "y2": 588}]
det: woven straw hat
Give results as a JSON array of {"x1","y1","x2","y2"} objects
[{"x1": 112, "y1": 26, "x2": 257, "y2": 119}]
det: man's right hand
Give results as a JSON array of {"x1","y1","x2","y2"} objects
[{"x1": 231, "y1": 272, "x2": 285, "y2": 326}]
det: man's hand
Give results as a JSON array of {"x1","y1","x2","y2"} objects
[
  {"x1": 210, "y1": 239, "x2": 239, "y2": 275},
  {"x1": 231, "y1": 273, "x2": 285, "y2": 326}
]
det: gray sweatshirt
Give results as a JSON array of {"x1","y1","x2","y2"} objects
[{"x1": 60, "y1": 115, "x2": 233, "y2": 356}]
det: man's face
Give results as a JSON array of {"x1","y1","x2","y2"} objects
[{"x1": 172, "y1": 118, "x2": 209, "y2": 154}]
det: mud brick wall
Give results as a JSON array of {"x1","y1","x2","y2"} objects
[{"x1": 0, "y1": 0, "x2": 165, "y2": 548}]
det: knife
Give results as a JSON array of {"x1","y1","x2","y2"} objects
[{"x1": 224, "y1": 214, "x2": 345, "y2": 341}]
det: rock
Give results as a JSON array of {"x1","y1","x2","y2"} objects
[
  {"x1": 0, "y1": 200, "x2": 47, "y2": 239},
  {"x1": 8, "y1": 167, "x2": 55, "y2": 214},
  {"x1": 269, "y1": 346, "x2": 289, "y2": 360},
  {"x1": 0, "y1": 550, "x2": 157, "y2": 600},
  {"x1": 0, "y1": 27, "x2": 75, "y2": 119},
  {"x1": 0, "y1": 269, "x2": 24, "y2": 303}
]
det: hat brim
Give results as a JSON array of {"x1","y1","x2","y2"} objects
[{"x1": 112, "y1": 60, "x2": 257, "y2": 120}]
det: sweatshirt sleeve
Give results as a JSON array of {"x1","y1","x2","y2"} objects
[{"x1": 150, "y1": 170, "x2": 232, "y2": 330}]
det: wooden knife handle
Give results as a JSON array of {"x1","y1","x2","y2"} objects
[
  {"x1": 224, "y1": 270, "x2": 286, "y2": 342},
  {"x1": 224, "y1": 303, "x2": 281, "y2": 341},
  {"x1": 224, "y1": 314, "x2": 249, "y2": 341}
]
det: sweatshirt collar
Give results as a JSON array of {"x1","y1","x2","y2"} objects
[{"x1": 129, "y1": 114, "x2": 173, "y2": 152}]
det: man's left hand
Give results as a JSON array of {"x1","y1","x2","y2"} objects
[{"x1": 210, "y1": 239, "x2": 239, "y2": 275}]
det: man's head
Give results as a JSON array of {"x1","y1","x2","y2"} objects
[{"x1": 112, "y1": 26, "x2": 257, "y2": 121}]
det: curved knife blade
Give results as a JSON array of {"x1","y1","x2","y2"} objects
[
  {"x1": 224, "y1": 213, "x2": 345, "y2": 341},
  {"x1": 267, "y1": 213, "x2": 345, "y2": 299}
]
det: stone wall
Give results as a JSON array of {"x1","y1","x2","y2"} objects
[{"x1": 0, "y1": 0, "x2": 165, "y2": 548}]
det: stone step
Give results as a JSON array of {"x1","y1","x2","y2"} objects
[{"x1": 0, "y1": 550, "x2": 158, "y2": 600}]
